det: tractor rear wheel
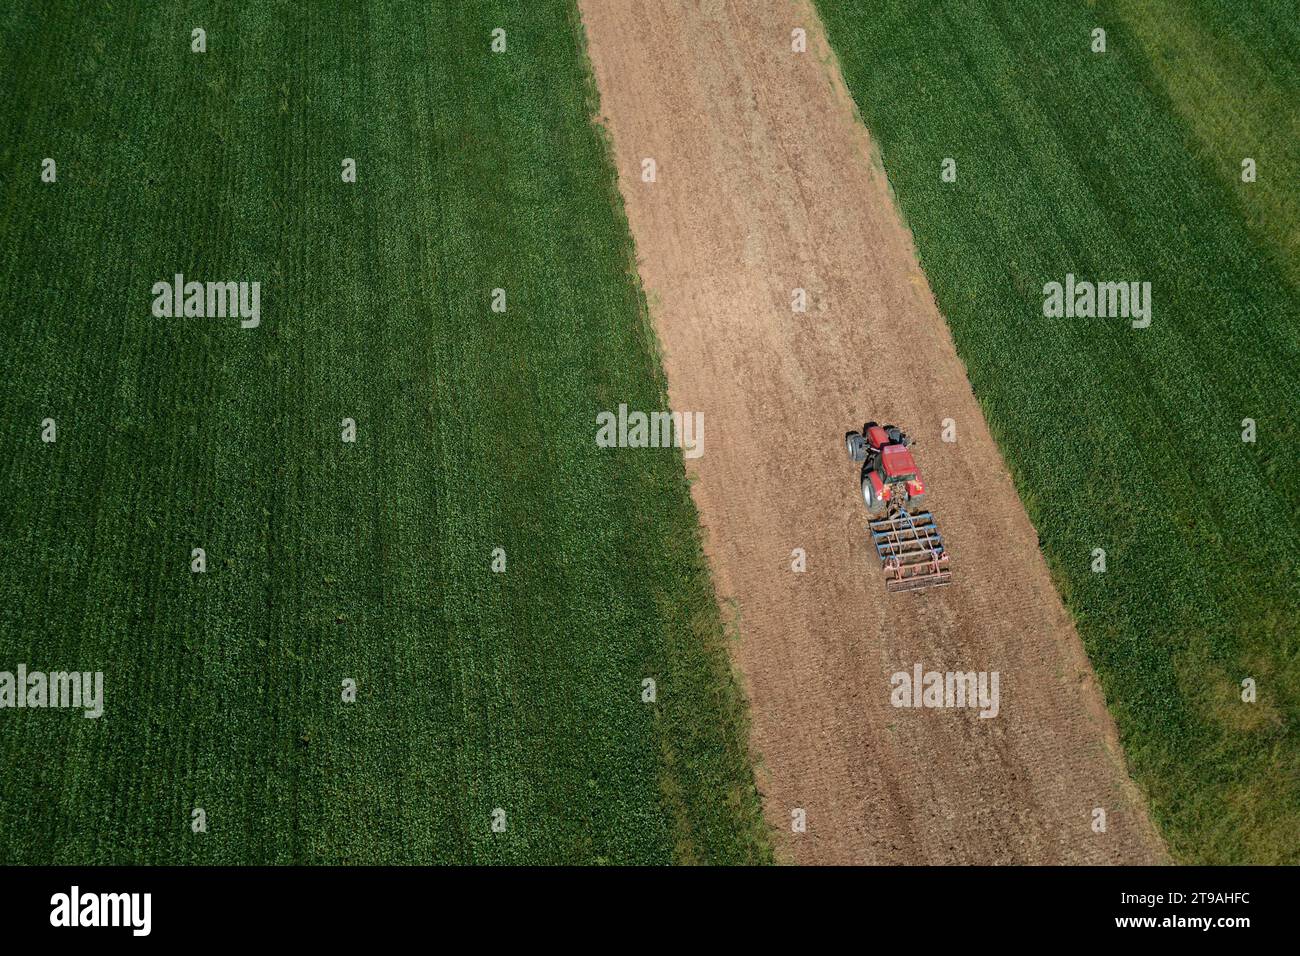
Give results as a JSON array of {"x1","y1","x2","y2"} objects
[{"x1": 862, "y1": 476, "x2": 887, "y2": 517}]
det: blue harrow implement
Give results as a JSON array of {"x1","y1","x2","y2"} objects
[{"x1": 868, "y1": 509, "x2": 952, "y2": 593}]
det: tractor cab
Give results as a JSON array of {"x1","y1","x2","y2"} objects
[{"x1": 880, "y1": 443, "x2": 917, "y2": 482}]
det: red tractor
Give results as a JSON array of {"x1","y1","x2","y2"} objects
[
  {"x1": 845, "y1": 422, "x2": 926, "y2": 517},
  {"x1": 845, "y1": 422, "x2": 950, "y2": 592}
]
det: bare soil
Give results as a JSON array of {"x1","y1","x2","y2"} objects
[{"x1": 580, "y1": 0, "x2": 1166, "y2": 864}]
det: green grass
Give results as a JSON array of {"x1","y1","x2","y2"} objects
[
  {"x1": 813, "y1": 0, "x2": 1299, "y2": 862},
  {"x1": 0, "y1": 1, "x2": 770, "y2": 864},
  {"x1": 1108, "y1": 0, "x2": 1300, "y2": 289}
]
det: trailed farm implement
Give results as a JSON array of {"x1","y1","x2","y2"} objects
[{"x1": 846, "y1": 422, "x2": 951, "y2": 593}]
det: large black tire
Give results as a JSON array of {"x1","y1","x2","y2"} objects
[
  {"x1": 846, "y1": 432, "x2": 867, "y2": 462},
  {"x1": 862, "y1": 476, "x2": 887, "y2": 517}
]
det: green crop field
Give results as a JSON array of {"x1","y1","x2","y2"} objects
[
  {"x1": 814, "y1": 0, "x2": 1299, "y2": 862},
  {"x1": 0, "y1": 1, "x2": 770, "y2": 864}
]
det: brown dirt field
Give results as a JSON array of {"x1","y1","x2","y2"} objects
[{"x1": 578, "y1": 0, "x2": 1167, "y2": 865}]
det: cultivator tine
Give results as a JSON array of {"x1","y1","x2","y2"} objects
[{"x1": 868, "y1": 509, "x2": 951, "y2": 593}]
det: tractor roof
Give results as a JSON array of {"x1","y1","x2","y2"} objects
[{"x1": 881, "y1": 444, "x2": 917, "y2": 479}]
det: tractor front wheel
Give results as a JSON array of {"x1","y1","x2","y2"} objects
[{"x1": 846, "y1": 432, "x2": 867, "y2": 462}]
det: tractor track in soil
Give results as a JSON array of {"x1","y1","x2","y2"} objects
[{"x1": 579, "y1": 0, "x2": 1167, "y2": 864}]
